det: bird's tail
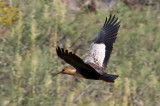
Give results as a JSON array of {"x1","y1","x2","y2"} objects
[{"x1": 99, "y1": 74, "x2": 118, "y2": 83}]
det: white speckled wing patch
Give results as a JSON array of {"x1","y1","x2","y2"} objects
[{"x1": 85, "y1": 43, "x2": 105, "y2": 67}]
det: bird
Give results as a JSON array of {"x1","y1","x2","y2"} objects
[{"x1": 54, "y1": 15, "x2": 120, "y2": 83}]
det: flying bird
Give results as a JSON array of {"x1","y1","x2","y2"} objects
[{"x1": 54, "y1": 15, "x2": 120, "y2": 83}]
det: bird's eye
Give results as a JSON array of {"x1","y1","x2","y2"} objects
[{"x1": 62, "y1": 69, "x2": 65, "y2": 72}]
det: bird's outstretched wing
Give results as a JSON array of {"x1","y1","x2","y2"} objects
[
  {"x1": 56, "y1": 47, "x2": 84, "y2": 69},
  {"x1": 56, "y1": 47, "x2": 101, "y2": 78},
  {"x1": 85, "y1": 15, "x2": 120, "y2": 70}
]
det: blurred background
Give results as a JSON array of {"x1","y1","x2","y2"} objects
[{"x1": 0, "y1": 0, "x2": 160, "y2": 106}]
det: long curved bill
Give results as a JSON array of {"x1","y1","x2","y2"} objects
[{"x1": 51, "y1": 71, "x2": 62, "y2": 77}]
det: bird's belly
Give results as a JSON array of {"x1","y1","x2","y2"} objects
[{"x1": 78, "y1": 69, "x2": 101, "y2": 80}]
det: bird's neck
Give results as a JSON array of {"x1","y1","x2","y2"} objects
[
  {"x1": 63, "y1": 68, "x2": 84, "y2": 78},
  {"x1": 63, "y1": 68, "x2": 76, "y2": 75}
]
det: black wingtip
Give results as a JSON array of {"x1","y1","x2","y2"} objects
[
  {"x1": 94, "y1": 14, "x2": 120, "y2": 45},
  {"x1": 103, "y1": 14, "x2": 120, "y2": 27}
]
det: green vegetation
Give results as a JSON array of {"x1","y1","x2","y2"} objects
[{"x1": 0, "y1": 0, "x2": 160, "y2": 106}]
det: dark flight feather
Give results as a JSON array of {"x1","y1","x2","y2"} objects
[{"x1": 94, "y1": 15, "x2": 120, "y2": 69}]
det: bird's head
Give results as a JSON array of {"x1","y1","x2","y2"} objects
[{"x1": 52, "y1": 68, "x2": 76, "y2": 77}]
